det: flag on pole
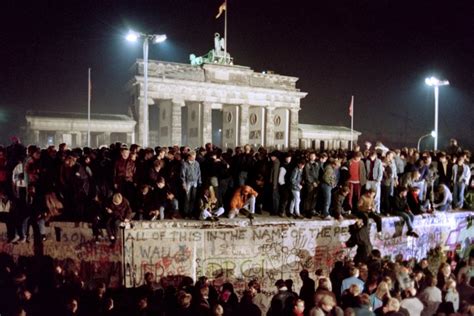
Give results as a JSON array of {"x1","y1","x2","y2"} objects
[
  {"x1": 216, "y1": 1, "x2": 226, "y2": 18},
  {"x1": 349, "y1": 95, "x2": 354, "y2": 117}
]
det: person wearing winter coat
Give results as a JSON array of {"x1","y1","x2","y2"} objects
[
  {"x1": 105, "y1": 193, "x2": 132, "y2": 243},
  {"x1": 229, "y1": 185, "x2": 258, "y2": 219}
]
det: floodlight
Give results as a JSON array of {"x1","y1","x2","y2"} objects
[
  {"x1": 126, "y1": 31, "x2": 139, "y2": 42},
  {"x1": 153, "y1": 34, "x2": 167, "y2": 43}
]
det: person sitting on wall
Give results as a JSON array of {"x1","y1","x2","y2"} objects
[
  {"x1": 199, "y1": 186, "x2": 224, "y2": 221},
  {"x1": 105, "y1": 193, "x2": 132, "y2": 244},
  {"x1": 391, "y1": 186, "x2": 420, "y2": 238},
  {"x1": 330, "y1": 185, "x2": 351, "y2": 221},
  {"x1": 433, "y1": 183, "x2": 453, "y2": 212},
  {"x1": 354, "y1": 188, "x2": 383, "y2": 239},
  {"x1": 149, "y1": 176, "x2": 179, "y2": 220},
  {"x1": 135, "y1": 184, "x2": 154, "y2": 220},
  {"x1": 228, "y1": 185, "x2": 258, "y2": 219},
  {"x1": 407, "y1": 186, "x2": 432, "y2": 215}
]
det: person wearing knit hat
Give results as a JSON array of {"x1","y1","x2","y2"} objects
[
  {"x1": 112, "y1": 193, "x2": 123, "y2": 205},
  {"x1": 105, "y1": 193, "x2": 132, "y2": 244}
]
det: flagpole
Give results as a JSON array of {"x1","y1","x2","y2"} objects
[
  {"x1": 224, "y1": 0, "x2": 227, "y2": 64},
  {"x1": 350, "y1": 95, "x2": 354, "y2": 151},
  {"x1": 87, "y1": 68, "x2": 91, "y2": 147}
]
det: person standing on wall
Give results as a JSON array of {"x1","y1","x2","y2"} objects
[
  {"x1": 303, "y1": 151, "x2": 320, "y2": 218},
  {"x1": 289, "y1": 159, "x2": 306, "y2": 219},
  {"x1": 346, "y1": 151, "x2": 366, "y2": 212},
  {"x1": 268, "y1": 151, "x2": 281, "y2": 216},
  {"x1": 365, "y1": 150, "x2": 383, "y2": 214},
  {"x1": 180, "y1": 150, "x2": 202, "y2": 219}
]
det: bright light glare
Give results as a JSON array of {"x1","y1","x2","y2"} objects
[
  {"x1": 126, "y1": 31, "x2": 139, "y2": 42},
  {"x1": 425, "y1": 76, "x2": 449, "y2": 87},
  {"x1": 153, "y1": 34, "x2": 167, "y2": 43},
  {"x1": 430, "y1": 130, "x2": 436, "y2": 137}
]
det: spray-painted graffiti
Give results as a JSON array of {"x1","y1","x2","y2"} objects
[
  {"x1": 0, "y1": 211, "x2": 472, "y2": 293},
  {"x1": 124, "y1": 212, "x2": 473, "y2": 293},
  {"x1": 0, "y1": 222, "x2": 122, "y2": 288}
]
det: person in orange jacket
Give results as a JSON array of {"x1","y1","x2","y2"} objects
[{"x1": 229, "y1": 185, "x2": 258, "y2": 219}]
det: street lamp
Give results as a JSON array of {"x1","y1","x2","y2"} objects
[
  {"x1": 417, "y1": 130, "x2": 436, "y2": 152},
  {"x1": 126, "y1": 30, "x2": 167, "y2": 147},
  {"x1": 425, "y1": 76, "x2": 449, "y2": 151}
]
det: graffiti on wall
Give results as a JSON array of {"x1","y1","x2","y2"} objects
[
  {"x1": 124, "y1": 212, "x2": 473, "y2": 293},
  {"x1": 1, "y1": 211, "x2": 472, "y2": 292},
  {"x1": 0, "y1": 222, "x2": 122, "y2": 288},
  {"x1": 123, "y1": 222, "x2": 353, "y2": 289}
]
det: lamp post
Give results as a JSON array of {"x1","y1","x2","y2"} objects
[
  {"x1": 425, "y1": 76, "x2": 449, "y2": 151},
  {"x1": 417, "y1": 131, "x2": 436, "y2": 152},
  {"x1": 126, "y1": 30, "x2": 167, "y2": 147}
]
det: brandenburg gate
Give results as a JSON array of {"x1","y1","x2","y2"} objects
[{"x1": 127, "y1": 53, "x2": 307, "y2": 149}]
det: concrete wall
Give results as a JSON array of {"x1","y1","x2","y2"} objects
[
  {"x1": 122, "y1": 212, "x2": 473, "y2": 292},
  {"x1": 0, "y1": 211, "x2": 472, "y2": 294},
  {"x1": 0, "y1": 222, "x2": 123, "y2": 288}
]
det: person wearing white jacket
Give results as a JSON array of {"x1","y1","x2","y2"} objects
[
  {"x1": 365, "y1": 151, "x2": 384, "y2": 213},
  {"x1": 452, "y1": 155, "x2": 471, "y2": 209},
  {"x1": 400, "y1": 288, "x2": 424, "y2": 316}
]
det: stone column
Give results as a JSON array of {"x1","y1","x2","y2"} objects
[
  {"x1": 314, "y1": 139, "x2": 320, "y2": 150},
  {"x1": 202, "y1": 102, "x2": 213, "y2": 145},
  {"x1": 171, "y1": 99, "x2": 184, "y2": 146},
  {"x1": 104, "y1": 132, "x2": 111, "y2": 145},
  {"x1": 265, "y1": 107, "x2": 275, "y2": 148},
  {"x1": 136, "y1": 97, "x2": 146, "y2": 146},
  {"x1": 33, "y1": 130, "x2": 40, "y2": 145},
  {"x1": 54, "y1": 132, "x2": 63, "y2": 145},
  {"x1": 289, "y1": 108, "x2": 300, "y2": 148},
  {"x1": 239, "y1": 104, "x2": 250, "y2": 146},
  {"x1": 126, "y1": 133, "x2": 134, "y2": 144},
  {"x1": 81, "y1": 132, "x2": 88, "y2": 147},
  {"x1": 75, "y1": 132, "x2": 82, "y2": 147},
  {"x1": 341, "y1": 140, "x2": 349, "y2": 150}
]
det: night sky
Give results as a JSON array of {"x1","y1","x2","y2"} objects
[{"x1": 1, "y1": 0, "x2": 473, "y2": 149}]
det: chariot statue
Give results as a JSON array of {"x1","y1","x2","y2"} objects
[{"x1": 190, "y1": 33, "x2": 233, "y2": 66}]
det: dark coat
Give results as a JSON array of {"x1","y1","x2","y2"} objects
[
  {"x1": 107, "y1": 198, "x2": 132, "y2": 221},
  {"x1": 346, "y1": 222, "x2": 372, "y2": 265},
  {"x1": 267, "y1": 289, "x2": 296, "y2": 316}
]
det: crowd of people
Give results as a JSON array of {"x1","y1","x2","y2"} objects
[
  {"x1": 0, "y1": 137, "x2": 472, "y2": 244},
  {"x1": 0, "y1": 137, "x2": 473, "y2": 316},
  {"x1": 0, "y1": 246, "x2": 473, "y2": 315}
]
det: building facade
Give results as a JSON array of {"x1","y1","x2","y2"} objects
[
  {"x1": 299, "y1": 124, "x2": 361, "y2": 151},
  {"x1": 25, "y1": 111, "x2": 136, "y2": 148},
  {"x1": 127, "y1": 60, "x2": 308, "y2": 149},
  {"x1": 24, "y1": 60, "x2": 360, "y2": 150},
  {"x1": 24, "y1": 110, "x2": 359, "y2": 150}
]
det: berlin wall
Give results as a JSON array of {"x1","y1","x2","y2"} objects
[
  {"x1": 0, "y1": 222, "x2": 123, "y2": 288},
  {"x1": 0, "y1": 211, "x2": 472, "y2": 293},
  {"x1": 122, "y1": 211, "x2": 473, "y2": 292}
]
